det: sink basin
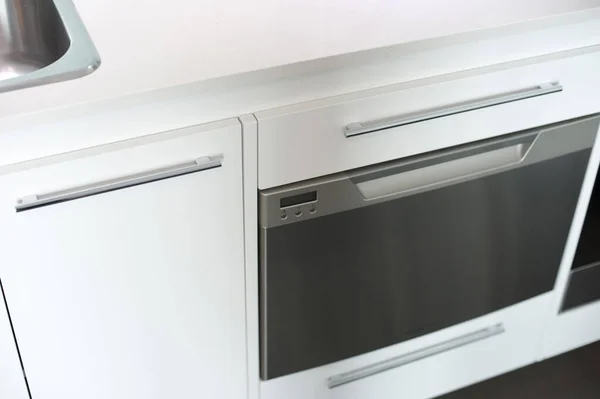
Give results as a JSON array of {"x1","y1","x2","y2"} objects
[{"x1": 0, "y1": 0, "x2": 100, "y2": 93}]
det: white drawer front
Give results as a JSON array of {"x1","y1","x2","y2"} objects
[
  {"x1": 260, "y1": 293, "x2": 552, "y2": 399},
  {"x1": 256, "y1": 49, "x2": 600, "y2": 189}
]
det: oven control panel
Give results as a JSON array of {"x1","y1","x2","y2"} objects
[{"x1": 279, "y1": 190, "x2": 317, "y2": 220}]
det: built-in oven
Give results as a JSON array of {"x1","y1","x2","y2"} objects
[{"x1": 259, "y1": 115, "x2": 599, "y2": 381}]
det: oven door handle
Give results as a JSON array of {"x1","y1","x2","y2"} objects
[
  {"x1": 344, "y1": 82, "x2": 563, "y2": 137},
  {"x1": 350, "y1": 133, "x2": 538, "y2": 200}
]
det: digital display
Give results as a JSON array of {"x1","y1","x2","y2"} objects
[{"x1": 280, "y1": 191, "x2": 317, "y2": 208}]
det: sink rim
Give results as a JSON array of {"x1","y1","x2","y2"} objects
[{"x1": 0, "y1": 0, "x2": 101, "y2": 94}]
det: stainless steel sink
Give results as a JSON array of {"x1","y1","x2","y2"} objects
[{"x1": 0, "y1": 0, "x2": 100, "y2": 93}]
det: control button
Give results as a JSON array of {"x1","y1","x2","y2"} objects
[
  {"x1": 280, "y1": 210, "x2": 288, "y2": 220},
  {"x1": 294, "y1": 208, "x2": 302, "y2": 217},
  {"x1": 309, "y1": 206, "x2": 316, "y2": 214}
]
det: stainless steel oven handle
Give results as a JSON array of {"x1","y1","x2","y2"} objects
[
  {"x1": 351, "y1": 133, "x2": 538, "y2": 200},
  {"x1": 15, "y1": 155, "x2": 223, "y2": 212},
  {"x1": 344, "y1": 82, "x2": 563, "y2": 137},
  {"x1": 327, "y1": 323, "x2": 505, "y2": 389}
]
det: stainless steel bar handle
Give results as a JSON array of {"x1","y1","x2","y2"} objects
[
  {"x1": 344, "y1": 82, "x2": 563, "y2": 137},
  {"x1": 353, "y1": 134, "x2": 537, "y2": 200},
  {"x1": 15, "y1": 155, "x2": 223, "y2": 212},
  {"x1": 327, "y1": 323, "x2": 505, "y2": 389}
]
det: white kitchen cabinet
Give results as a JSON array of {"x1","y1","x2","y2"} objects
[
  {"x1": 0, "y1": 283, "x2": 29, "y2": 399},
  {"x1": 0, "y1": 119, "x2": 247, "y2": 399},
  {"x1": 256, "y1": 48, "x2": 600, "y2": 189}
]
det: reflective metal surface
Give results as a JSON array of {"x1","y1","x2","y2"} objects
[
  {"x1": 0, "y1": 0, "x2": 100, "y2": 93},
  {"x1": 344, "y1": 82, "x2": 562, "y2": 137},
  {"x1": 15, "y1": 156, "x2": 223, "y2": 212}
]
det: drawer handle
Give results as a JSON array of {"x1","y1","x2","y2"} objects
[
  {"x1": 15, "y1": 155, "x2": 223, "y2": 212},
  {"x1": 344, "y1": 82, "x2": 563, "y2": 137},
  {"x1": 327, "y1": 323, "x2": 505, "y2": 389}
]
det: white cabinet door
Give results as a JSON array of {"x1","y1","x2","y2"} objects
[
  {"x1": 0, "y1": 283, "x2": 29, "y2": 399},
  {"x1": 0, "y1": 119, "x2": 246, "y2": 399}
]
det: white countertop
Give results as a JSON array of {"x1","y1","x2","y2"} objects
[
  {"x1": 0, "y1": 0, "x2": 599, "y2": 119},
  {"x1": 2, "y1": 3, "x2": 600, "y2": 168}
]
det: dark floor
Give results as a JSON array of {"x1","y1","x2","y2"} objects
[{"x1": 437, "y1": 340, "x2": 600, "y2": 398}]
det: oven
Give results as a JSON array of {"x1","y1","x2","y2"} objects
[{"x1": 259, "y1": 115, "x2": 599, "y2": 380}]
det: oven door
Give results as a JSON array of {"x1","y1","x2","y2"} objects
[{"x1": 259, "y1": 115, "x2": 599, "y2": 380}]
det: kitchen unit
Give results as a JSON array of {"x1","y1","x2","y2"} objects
[
  {"x1": 259, "y1": 116, "x2": 598, "y2": 381},
  {"x1": 254, "y1": 45, "x2": 600, "y2": 398},
  {"x1": 1, "y1": 3, "x2": 600, "y2": 399},
  {"x1": 0, "y1": 120, "x2": 247, "y2": 399}
]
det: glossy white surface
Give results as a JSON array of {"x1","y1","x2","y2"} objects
[
  {"x1": 541, "y1": 301, "x2": 600, "y2": 360},
  {"x1": 1, "y1": 17, "x2": 600, "y2": 168},
  {"x1": 260, "y1": 294, "x2": 553, "y2": 399},
  {"x1": 0, "y1": 286, "x2": 28, "y2": 399},
  {"x1": 0, "y1": 119, "x2": 247, "y2": 399},
  {"x1": 256, "y1": 48, "x2": 600, "y2": 188},
  {"x1": 240, "y1": 114, "x2": 260, "y2": 399},
  {"x1": 0, "y1": 2, "x2": 599, "y2": 119}
]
